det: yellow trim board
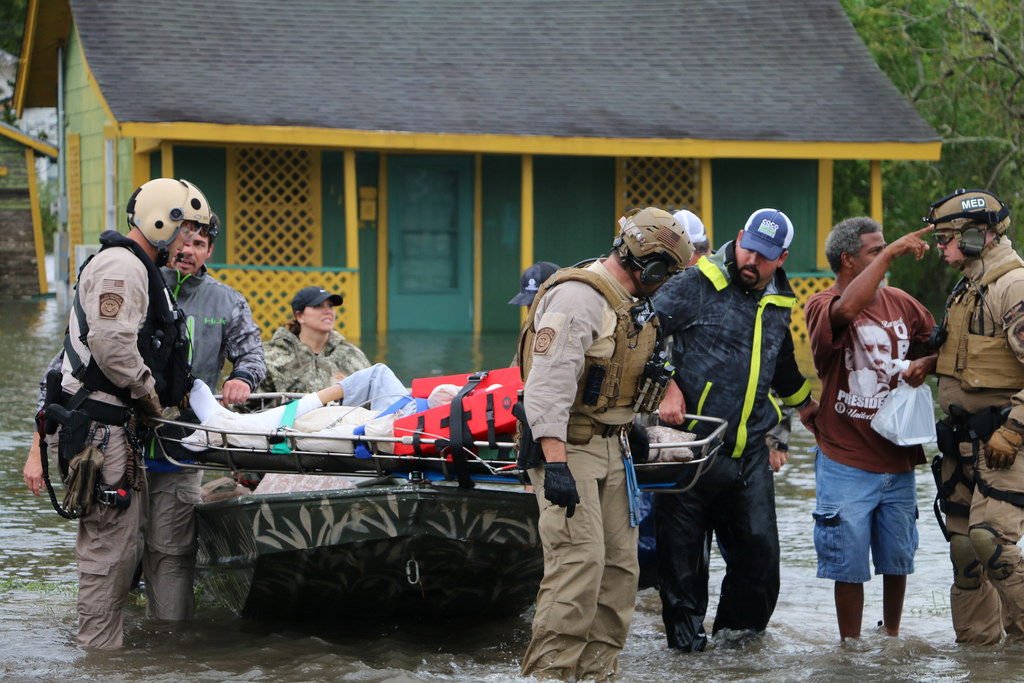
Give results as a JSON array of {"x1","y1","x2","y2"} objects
[
  {"x1": 119, "y1": 121, "x2": 942, "y2": 161},
  {"x1": 27, "y1": 148, "x2": 47, "y2": 294},
  {"x1": 13, "y1": 0, "x2": 40, "y2": 117},
  {"x1": 0, "y1": 124, "x2": 58, "y2": 158}
]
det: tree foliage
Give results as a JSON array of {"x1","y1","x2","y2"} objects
[{"x1": 839, "y1": 0, "x2": 1024, "y2": 313}]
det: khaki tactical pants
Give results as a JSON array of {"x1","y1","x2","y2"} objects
[
  {"x1": 944, "y1": 441, "x2": 1024, "y2": 644},
  {"x1": 53, "y1": 424, "x2": 146, "y2": 650},
  {"x1": 522, "y1": 435, "x2": 639, "y2": 682},
  {"x1": 142, "y1": 467, "x2": 203, "y2": 621}
]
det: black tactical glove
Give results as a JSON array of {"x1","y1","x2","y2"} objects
[{"x1": 543, "y1": 462, "x2": 580, "y2": 518}]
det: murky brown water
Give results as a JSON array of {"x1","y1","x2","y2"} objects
[{"x1": 2, "y1": 298, "x2": 1023, "y2": 681}]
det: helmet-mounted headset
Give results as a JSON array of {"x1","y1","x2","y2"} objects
[
  {"x1": 613, "y1": 207, "x2": 694, "y2": 284},
  {"x1": 924, "y1": 188, "x2": 1010, "y2": 258}
]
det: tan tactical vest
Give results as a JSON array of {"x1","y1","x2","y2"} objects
[
  {"x1": 518, "y1": 267, "x2": 659, "y2": 443},
  {"x1": 936, "y1": 260, "x2": 1024, "y2": 391}
]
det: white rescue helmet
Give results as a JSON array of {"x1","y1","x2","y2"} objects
[{"x1": 126, "y1": 178, "x2": 211, "y2": 249}]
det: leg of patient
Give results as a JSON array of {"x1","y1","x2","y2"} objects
[
  {"x1": 189, "y1": 378, "x2": 333, "y2": 427},
  {"x1": 340, "y1": 363, "x2": 410, "y2": 412}
]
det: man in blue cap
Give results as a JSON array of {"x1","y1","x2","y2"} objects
[{"x1": 652, "y1": 208, "x2": 819, "y2": 651}]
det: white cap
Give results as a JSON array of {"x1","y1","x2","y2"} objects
[{"x1": 672, "y1": 209, "x2": 707, "y2": 244}]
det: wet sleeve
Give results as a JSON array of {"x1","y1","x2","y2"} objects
[
  {"x1": 82, "y1": 254, "x2": 154, "y2": 398},
  {"x1": 524, "y1": 283, "x2": 605, "y2": 441},
  {"x1": 771, "y1": 328, "x2": 812, "y2": 406},
  {"x1": 224, "y1": 291, "x2": 266, "y2": 389},
  {"x1": 36, "y1": 351, "x2": 64, "y2": 413}
]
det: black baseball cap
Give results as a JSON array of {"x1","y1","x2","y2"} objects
[
  {"x1": 509, "y1": 261, "x2": 559, "y2": 306},
  {"x1": 291, "y1": 286, "x2": 343, "y2": 312}
]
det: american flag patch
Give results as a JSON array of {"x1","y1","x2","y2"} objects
[
  {"x1": 102, "y1": 279, "x2": 125, "y2": 291},
  {"x1": 658, "y1": 226, "x2": 680, "y2": 247}
]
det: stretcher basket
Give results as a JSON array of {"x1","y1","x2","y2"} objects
[{"x1": 150, "y1": 394, "x2": 728, "y2": 490}]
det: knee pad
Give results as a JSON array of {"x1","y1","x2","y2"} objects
[
  {"x1": 950, "y1": 533, "x2": 984, "y2": 589},
  {"x1": 969, "y1": 525, "x2": 1013, "y2": 582}
]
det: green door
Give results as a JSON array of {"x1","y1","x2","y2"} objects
[{"x1": 388, "y1": 156, "x2": 474, "y2": 331}]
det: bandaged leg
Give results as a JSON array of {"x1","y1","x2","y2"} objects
[{"x1": 189, "y1": 378, "x2": 328, "y2": 427}]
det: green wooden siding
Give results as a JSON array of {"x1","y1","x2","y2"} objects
[
  {"x1": 710, "y1": 159, "x2": 818, "y2": 273},
  {"x1": 480, "y1": 154, "x2": 522, "y2": 331},
  {"x1": 64, "y1": 23, "x2": 109, "y2": 246},
  {"x1": 173, "y1": 146, "x2": 227, "y2": 262},
  {"x1": 533, "y1": 155, "x2": 617, "y2": 269},
  {"x1": 0, "y1": 138, "x2": 30, "y2": 209}
]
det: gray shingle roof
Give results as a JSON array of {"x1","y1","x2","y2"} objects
[{"x1": 71, "y1": 0, "x2": 938, "y2": 144}]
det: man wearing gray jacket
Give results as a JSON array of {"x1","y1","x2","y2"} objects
[{"x1": 144, "y1": 212, "x2": 265, "y2": 621}]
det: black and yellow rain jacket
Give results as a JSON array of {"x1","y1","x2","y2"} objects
[{"x1": 652, "y1": 241, "x2": 811, "y2": 458}]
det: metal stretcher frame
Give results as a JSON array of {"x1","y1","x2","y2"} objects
[{"x1": 151, "y1": 396, "x2": 728, "y2": 490}]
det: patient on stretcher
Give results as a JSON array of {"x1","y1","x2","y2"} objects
[{"x1": 182, "y1": 363, "x2": 460, "y2": 454}]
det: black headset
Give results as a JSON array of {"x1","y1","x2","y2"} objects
[{"x1": 614, "y1": 237, "x2": 673, "y2": 284}]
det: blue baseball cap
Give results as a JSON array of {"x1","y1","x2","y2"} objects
[{"x1": 739, "y1": 208, "x2": 794, "y2": 260}]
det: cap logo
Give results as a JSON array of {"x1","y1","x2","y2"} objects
[
  {"x1": 961, "y1": 197, "x2": 987, "y2": 210},
  {"x1": 758, "y1": 218, "x2": 780, "y2": 237}
]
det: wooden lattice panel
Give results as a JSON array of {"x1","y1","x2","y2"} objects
[
  {"x1": 789, "y1": 275, "x2": 835, "y2": 347},
  {"x1": 227, "y1": 147, "x2": 322, "y2": 266},
  {"x1": 616, "y1": 157, "x2": 701, "y2": 220},
  {"x1": 207, "y1": 266, "x2": 360, "y2": 342}
]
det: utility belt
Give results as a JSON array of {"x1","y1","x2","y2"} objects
[
  {"x1": 37, "y1": 370, "x2": 137, "y2": 519},
  {"x1": 931, "y1": 404, "x2": 1013, "y2": 540},
  {"x1": 59, "y1": 392, "x2": 131, "y2": 426},
  {"x1": 567, "y1": 413, "x2": 628, "y2": 445},
  {"x1": 512, "y1": 401, "x2": 630, "y2": 472}
]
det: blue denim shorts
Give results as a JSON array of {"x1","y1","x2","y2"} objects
[{"x1": 812, "y1": 447, "x2": 919, "y2": 583}]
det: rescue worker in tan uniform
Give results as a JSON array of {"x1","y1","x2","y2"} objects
[
  {"x1": 517, "y1": 208, "x2": 693, "y2": 680},
  {"x1": 49, "y1": 178, "x2": 208, "y2": 649},
  {"x1": 929, "y1": 188, "x2": 1024, "y2": 644}
]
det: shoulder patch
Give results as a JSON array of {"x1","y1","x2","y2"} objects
[
  {"x1": 98, "y1": 292, "x2": 124, "y2": 320},
  {"x1": 534, "y1": 327, "x2": 556, "y2": 355},
  {"x1": 1002, "y1": 300, "x2": 1024, "y2": 327}
]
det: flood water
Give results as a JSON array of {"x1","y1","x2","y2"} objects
[{"x1": 3, "y1": 297, "x2": 1024, "y2": 681}]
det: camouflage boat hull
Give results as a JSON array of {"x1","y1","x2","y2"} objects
[{"x1": 195, "y1": 479, "x2": 543, "y2": 621}]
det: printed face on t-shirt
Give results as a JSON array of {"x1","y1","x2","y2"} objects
[{"x1": 844, "y1": 322, "x2": 894, "y2": 398}]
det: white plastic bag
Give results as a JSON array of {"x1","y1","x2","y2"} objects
[{"x1": 870, "y1": 378, "x2": 936, "y2": 446}]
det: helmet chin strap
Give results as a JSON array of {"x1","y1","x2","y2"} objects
[{"x1": 156, "y1": 246, "x2": 169, "y2": 268}]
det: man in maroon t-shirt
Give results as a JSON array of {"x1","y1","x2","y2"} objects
[{"x1": 805, "y1": 217, "x2": 936, "y2": 640}]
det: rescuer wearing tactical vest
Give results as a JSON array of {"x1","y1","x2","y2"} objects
[
  {"x1": 517, "y1": 207, "x2": 693, "y2": 681},
  {"x1": 652, "y1": 208, "x2": 818, "y2": 652},
  {"x1": 928, "y1": 188, "x2": 1024, "y2": 644},
  {"x1": 47, "y1": 178, "x2": 206, "y2": 649}
]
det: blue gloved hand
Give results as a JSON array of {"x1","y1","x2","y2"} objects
[{"x1": 543, "y1": 462, "x2": 580, "y2": 518}]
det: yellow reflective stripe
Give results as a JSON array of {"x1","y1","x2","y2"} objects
[
  {"x1": 780, "y1": 381, "x2": 811, "y2": 407},
  {"x1": 686, "y1": 380, "x2": 713, "y2": 431},
  {"x1": 733, "y1": 298, "x2": 768, "y2": 457},
  {"x1": 697, "y1": 257, "x2": 728, "y2": 291},
  {"x1": 761, "y1": 293, "x2": 796, "y2": 309},
  {"x1": 771, "y1": 395, "x2": 783, "y2": 422}
]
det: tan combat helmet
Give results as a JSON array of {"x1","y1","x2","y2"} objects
[
  {"x1": 926, "y1": 188, "x2": 1010, "y2": 235},
  {"x1": 614, "y1": 207, "x2": 695, "y2": 283}
]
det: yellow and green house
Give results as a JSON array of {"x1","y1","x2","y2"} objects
[{"x1": 15, "y1": 0, "x2": 940, "y2": 347}]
